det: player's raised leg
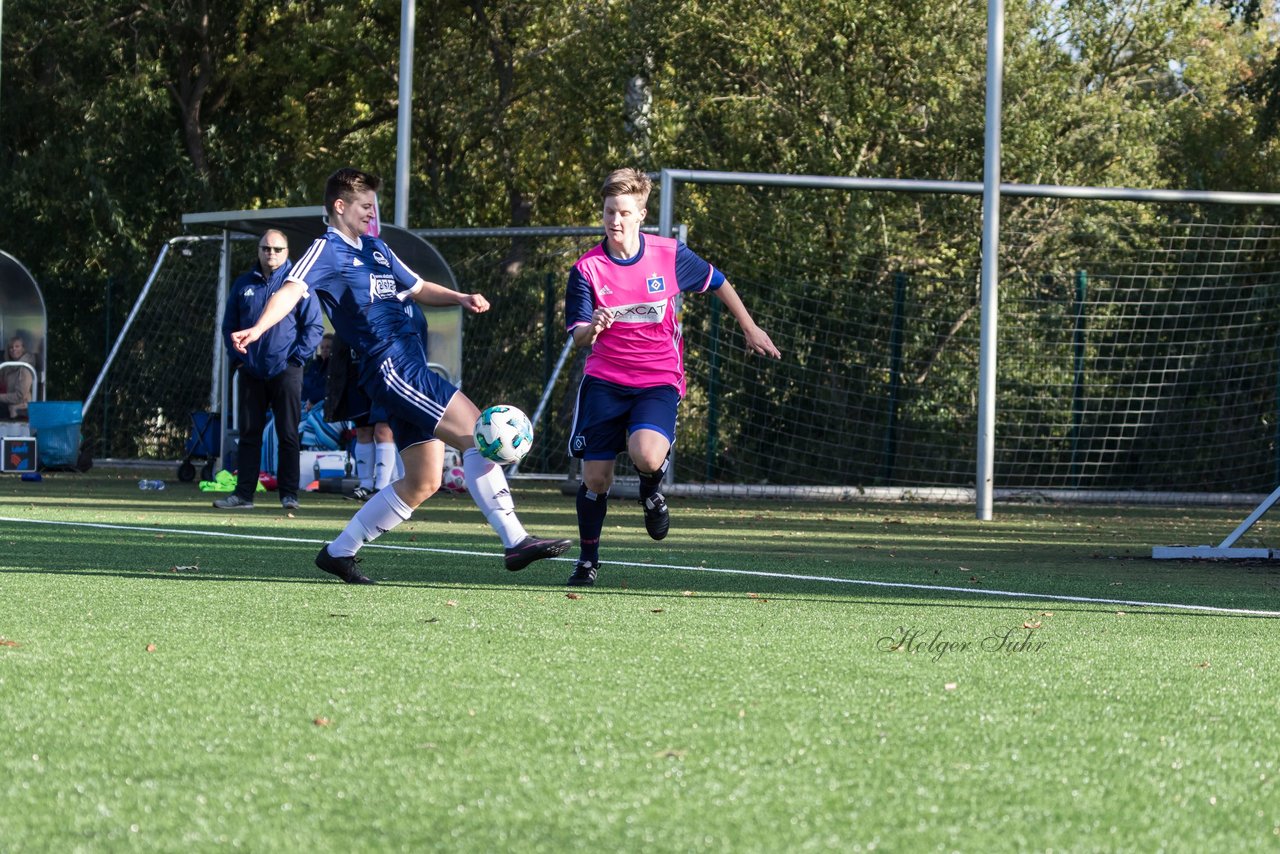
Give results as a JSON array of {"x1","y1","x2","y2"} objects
[
  {"x1": 629, "y1": 427, "x2": 673, "y2": 542},
  {"x1": 433, "y1": 392, "x2": 570, "y2": 571}
]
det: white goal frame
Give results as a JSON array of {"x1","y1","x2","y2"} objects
[{"x1": 1151, "y1": 488, "x2": 1280, "y2": 560}]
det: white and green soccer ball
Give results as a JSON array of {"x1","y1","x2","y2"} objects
[{"x1": 474, "y1": 404, "x2": 534, "y2": 465}]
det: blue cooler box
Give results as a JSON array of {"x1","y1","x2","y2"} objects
[{"x1": 28, "y1": 401, "x2": 83, "y2": 468}]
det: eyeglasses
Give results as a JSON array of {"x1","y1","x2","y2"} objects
[{"x1": 259, "y1": 246, "x2": 287, "y2": 253}]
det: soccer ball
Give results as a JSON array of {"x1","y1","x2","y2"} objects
[
  {"x1": 474, "y1": 404, "x2": 533, "y2": 465},
  {"x1": 442, "y1": 465, "x2": 467, "y2": 494}
]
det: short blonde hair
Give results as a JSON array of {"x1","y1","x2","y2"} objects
[{"x1": 601, "y1": 168, "x2": 651, "y2": 207}]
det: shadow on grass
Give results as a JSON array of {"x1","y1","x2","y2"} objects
[{"x1": 4, "y1": 524, "x2": 1278, "y2": 621}]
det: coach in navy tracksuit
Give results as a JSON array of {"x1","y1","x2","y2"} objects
[{"x1": 215, "y1": 229, "x2": 323, "y2": 511}]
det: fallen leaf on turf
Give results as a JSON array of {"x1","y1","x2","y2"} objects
[
  {"x1": 1041, "y1": 612, "x2": 1054, "y2": 616},
  {"x1": 446, "y1": 600, "x2": 458, "y2": 607},
  {"x1": 651, "y1": 609, "x2": 664, "y2": 614},
  {"x1": 682, "y1": 591, "x2": 696, "y2": 597},
  {"x1": 423, "y1": 618, "x2": 439, "y2": 624},
  {"x1": 145, "y1": 643, "x2": 157, "y2": 653},
  {"x1": 1194, "y1": 661, "x2": 1210, "y2": 669},
  {"x1": 1022, "y1": 621, "x2": 1042, "y2": 629},
  {"x1": 1116, "y1": 611, "x2": 1126, "y2": 616},
  {"x1": 944, "y1": 682, "x2": 957, "y2": 691},
  {"x1": 654, "y1": 749, "x2": 686, "y2": 759},
  {"x1": 313, "y1": 717, "x2": 331, "y2": 727},
  {"x1": 328, "y1": 613, "x2": 349, "y2": 618},
  {"x1": 566, "y1": 592, "x2": 582, "y2": 600},
  {"x1": 0, "y1": 639, "x2": 19, "y2": 647},
  {"x1": 171, "y1": 565, "x2": 198, "y2": 572}
]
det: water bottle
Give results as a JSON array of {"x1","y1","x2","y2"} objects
[{"x1": 138, "y1": 479, "x2": 166, "y2": 491}]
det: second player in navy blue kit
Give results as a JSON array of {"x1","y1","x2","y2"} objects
[{"x1": 232, "y1": 168, "x2": 569, "y2": 583}]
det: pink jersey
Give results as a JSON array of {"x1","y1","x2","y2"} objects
[{"x1": 565, "y1": 235, "x2": 720, "y2": 396}]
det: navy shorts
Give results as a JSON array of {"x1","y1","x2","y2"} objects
[
  {"x1": 361, "y1": 348, "x2": 457, "y2": 451},
  {"x1": 568, "y1": 375, "x2": 679, "y2": 461}
]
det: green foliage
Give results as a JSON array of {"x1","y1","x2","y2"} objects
[{"x1": 3, "y1": 0, "x2": 1280, "y2": 485}]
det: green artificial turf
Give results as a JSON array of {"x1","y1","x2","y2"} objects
[{"x1": 2, "y1": 470, "x2": 1278, "y2": 851}]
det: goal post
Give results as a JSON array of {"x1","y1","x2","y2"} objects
[
  {"x1": 651, "y1": 169, "x2": 1280, "y2": 512},
  {"x1": 83, "y1": 209, "x2": 464, "y2": 469}
]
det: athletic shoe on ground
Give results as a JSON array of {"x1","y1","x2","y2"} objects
[
  {"x1": 566, "y1": 560, "x2": 598, "y2": 587},
  {"x1": 315, "y1": 544, "x2": 376, "y2": 585},
  {"x1": 348, "y1": 485, "x2": 378, "y2": 501},
  {"x1": 281, "y1": 496, "x2": 300, "y2": 511},
  {"x1": 504, "y1": 535, "x2": 572, "y2": 572},
  {"x1": 212, "y1": 494, "x2": 254, "y2": 510},
  {"x1": 642, "y1": 492, "x2": 670, "y2": 540}
]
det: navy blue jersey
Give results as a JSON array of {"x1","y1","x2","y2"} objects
[{"x1": 287, "y1": 228, "x2": 426, "y2": 361}]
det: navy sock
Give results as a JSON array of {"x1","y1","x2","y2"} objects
[
  {"x1": 636, "y1": 456, "x2": 670, "y2": 501},
  {"x1": 576, "y1": 483, "x2": 609, "y2": 565}
]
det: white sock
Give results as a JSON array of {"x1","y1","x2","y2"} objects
[
  {"x1": 355, "y1": 440, "x2": 375, "y2": 489},
  {"x1": 393, "y1": 450, "x2": 405, "y2": 481},
  {"x1": 463, "y1": 447, "x2": 527, "y2": 548},
  {"x1": 330, "y1": 485, "x2": 414, "y2": 557},
  {"x1": 374, "y1": 442, "x2": 397, "y2": 490}
]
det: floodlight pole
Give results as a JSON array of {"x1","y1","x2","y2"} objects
[
  {"x1": 394, "y1": 0, "x2": 415, "y2": 227},
  {"x1": 215, "y1": 231, "x2": 232, "y2": 463},
  {"x1": 976, "y1": 0, "x2": 1005, "y2": 521}
]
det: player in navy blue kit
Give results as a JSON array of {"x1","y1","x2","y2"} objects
[{"x1": 232, "y1": 167, "x2": 569, "y2": 583}]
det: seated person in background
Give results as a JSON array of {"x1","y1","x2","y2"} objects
[{"x1": 0, "y1": 335, "x2": 36, "y2": 419}]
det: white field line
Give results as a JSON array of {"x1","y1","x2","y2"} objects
[{"x1": 3, "y1": 515, "x2": 1278, "y2": 618}]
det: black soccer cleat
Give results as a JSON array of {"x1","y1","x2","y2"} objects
[
  {"x1": 566, "y1": 560, "x2": 598, "y2": 587},
  {"x1": 348, "y1": 485, "x2": 378, "y2": 502},
  {"x1": 504, "y1": 535, "x2": 572, "y2": 572},
  {"x1": 315, "y1": 544, "x2": 376, "y2": 585},
  {"x1": 642, "y1": 492, "x2": 670, "y2": 541}
]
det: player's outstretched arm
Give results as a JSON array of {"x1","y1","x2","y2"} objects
[
  {"x1": 714, "y1": 281, "x2": 781, "y2": 359},
  {"x1": 231, "y1": 280, "x2": 308, "y2": 353},
  {"x1": 410, "y1": 280, "x2": 490, "y2": 314}
]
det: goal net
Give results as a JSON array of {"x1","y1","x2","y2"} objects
[
  {"x1": 662, "y1": 184, "x2": 1280, "y2": 500},
  {"x1": 88, "y1": 179, "x2": 1280, "y2": 507},
  {"x1": 84, "y1": 237, "x2": 233, "y2": 462},
  {"x1": 419, "y1": 194, "x2": 1280, "y2": 502}
]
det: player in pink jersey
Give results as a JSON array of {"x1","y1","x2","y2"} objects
[{"x1": 563, "y1": 168, "x2": 780, "y2": 586}]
